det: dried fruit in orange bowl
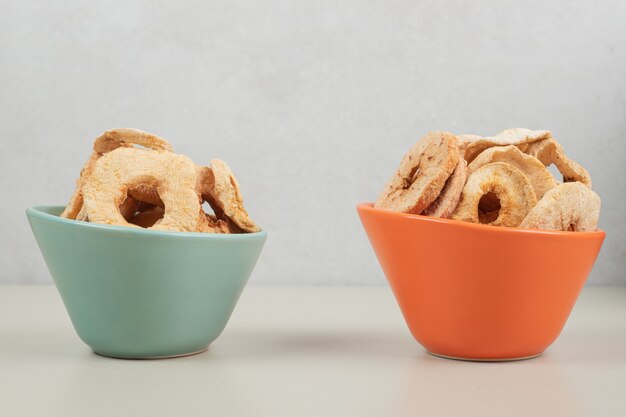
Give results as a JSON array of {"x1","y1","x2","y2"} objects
[
  {"x1": 361, "y1": 128, "x2": 605, "y2": 361},
  {"x1": 373, "y1": 128, "x2": 600, "y2": 232},
  {"x1": 374, "y1": 131, "x2": 459, "y2": 214}
]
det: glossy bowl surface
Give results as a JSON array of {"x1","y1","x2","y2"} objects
[
  {"x1": 357, "y1": 203, "x2": 605, "y2": 360},
  {"x1": 27, "y1": 206, "x2": 266, "y2": 359}
]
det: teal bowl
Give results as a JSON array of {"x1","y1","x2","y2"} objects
[{"x1": 26, "y1": 206, "x2": 267, "y2": 359}]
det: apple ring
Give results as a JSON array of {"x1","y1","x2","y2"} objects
[
  {"x1": 197, "y1": 161, "x2": 260, "y2": 233},
  {"x1": 82, "y1": 147, "x2": 200, "y2": 232},
  {"x1": 517, "y1": 137, "x2": 592, "y2": 188},
  {"x1": 62, "y1": 129, "x2": 172, "y2": 219},
  {"x1": 93, "y1": 128, "x2": 173, "y2": 154},
  {"x1": 422, "y1": 156, "x2": 467, "y2": 218},
  {"x1": 520, "y1": 182, "x2": 600, "y2": 231},
  {"x1": 197, "y1": 212, "x2": 231, "y2": 234},
  {"x1": 467, "y1": 145, "x2": 557, "y2": 200},
  {"x1": 75, "y1": 195, "x2": 140, "y2": 222},
  {"x1": 456, "y1": 134, "x2": 481, "y2": 154},
  {"x1": 464, "y1": 128, "x2": 551, "y2": 163},
  {"x1": 60, "y1": 152, "x2": 100, "y2": 219},
  {"x1": 374, "y1": 132, "x2": 459, "y2": 214},
  {"x1": 452, "y1": 162, "x2": 537, "y2": 227}
]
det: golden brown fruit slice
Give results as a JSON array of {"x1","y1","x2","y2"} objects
[
  {"x1": 62, "y1": 129, "x2": 173, "y2": 219},
  {"x1": 456, "y1": 134, "x2": 481, "y2": 154},
  {"x1": 452, "y1": 162, "x2": 537, "y2": 227},
  {"x1": 517, "y1": 138, "x2": 592, "y2": 188},
  {"x1": 197, "y1": 212, "x2": 231, "y2": 234},
  {"x1": 82, "y1": 147, "x2": 200, "y2": 232},
  {"x1": 520, "y1": 182, "x2": 600, "y2": 232},
  {"x1": 422, "y1": 156, "x2": 467, "y2": 218},
  {"x1": 464, "y1": 128, "x2": 551, "y2": 163},
  {"x1": 198, "y1": 160, "x2": 260, "y2": 233},
  {"x1": 60, "y1": 152, "x2": 101, "y2": 219},
  {"x1": 467, "y1": 145, "x2": 557, "y2": 200},
  {"x1": 374, "y1": 132, "x2": 459, "y2": 214},
  {"x1": 93, "y1": 128, "x2": 173, "y2": 153},
  {"x1": 80, "y1": 195, "x2": 142, "y2": 223}
]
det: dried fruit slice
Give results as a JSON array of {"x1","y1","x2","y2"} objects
[
  {"x1": 452, "y1": 162, "x2": 537, "y2": 227},
  {"x1": 422, "y1": 156, "x2": 467, "y2": 218},
  {"x1": 464, "y1": 128, "x2": 551, "y2": 163},
  {"x1": 82, "y1": 147, "x2": 200, "y2": 232},
  {"x1": 517, "y1": 138, "x2": 592, "y2": 188},
  {"x1": 93, "y1": 128, "x2": 173, "y2": 153},
  {"x1": 467, "y1": 145, "x2": 557, "y2": 200},
  {"x1": 62, "y1": 129, "x2": 173, "y2": 219},
  {"x1": 198, "y1": 160, "x2": 260, "y2": 233},
  {"x1": 197, "y1": 212, "x2": 231, "y2": 234},
  {"x1": 374, "y1": 132, "x2": 459, "y2": 214},
  {"x1": 520, "y1": 182, "x2": 600, "y2": 231},
  {"x1": 60, "y1": 152, "x2": 100, "y2": 219},
  {"x1": 81, "y1": 195, "x2": 142, "y2": 222},
  {"x1": 456, "y1": 134, "x2": 481, "y2": 154}
]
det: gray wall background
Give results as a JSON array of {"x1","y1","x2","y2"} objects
[{"x1": 1, "y1": 0, "x2": 624, "y2": 285}]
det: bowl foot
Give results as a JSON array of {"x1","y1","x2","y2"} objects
[
  {"x1": 93, "y1": 347, "x2": 208, "y2": 360},
  {"x1": 427, "y1": 351, "x2": 542, "y2": 362}
]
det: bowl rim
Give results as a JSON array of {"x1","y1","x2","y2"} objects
[
  {"x1": 357, "y1": 202, "x2": 605, "y2": 238},
  {"x1": 27, "y1": 205, "x2": 267, "y2": 240}
]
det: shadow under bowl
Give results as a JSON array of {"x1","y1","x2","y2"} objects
[{"x1": 27, "y1": 206, "x2": 267, "y2": 359}]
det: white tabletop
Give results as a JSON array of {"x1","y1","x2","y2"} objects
[{"x1": 1, "y1": 285, "x2": 625, "y2": 417}]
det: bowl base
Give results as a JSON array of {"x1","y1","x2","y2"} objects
[
  {"x1": 94, "y1": 347, "x2": 208, "y2": 360},
  {"x1": 427, "y1": 351, "x2": 542, "y2": 362}
]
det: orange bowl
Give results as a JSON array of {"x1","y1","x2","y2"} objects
[{"x1": 357, "y1": 203, "x2": 605, "y2": 361}]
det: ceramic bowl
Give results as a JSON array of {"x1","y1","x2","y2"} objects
[
  {"x1": 357, "y1": 203, "x2": 605, "y2": 361},
  {"x1": 27, "y1": 206, "x2": 266, "y2": 359}
]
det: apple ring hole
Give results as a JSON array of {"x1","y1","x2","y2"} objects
[
  {"x1": 402, "y1": 166, "x2": 420, "y2": 189},
  {"x1": 478, "y1": 192, "x2": 501, "y2": 224},
  {"x1": 126, "y1": 185, "x2": 166, "y2": 228},
  {"x1": 118, "y1": 195, "x2": 140, "y2": 221}
]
